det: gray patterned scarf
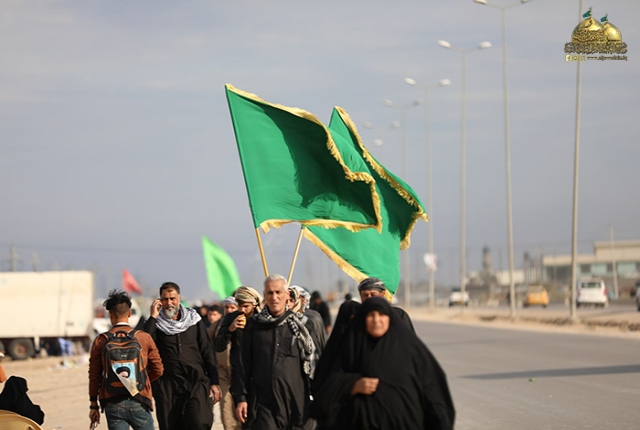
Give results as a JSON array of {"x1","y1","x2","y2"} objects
[
  {"x1": 257, "y1": 306, "x2": 316, "y2": 377},
  {"x1": 156, "y1": 304, "x2": 201, "y2": 335}
]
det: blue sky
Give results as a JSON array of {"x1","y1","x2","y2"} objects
[{"x1": 1, "y1": 0, "x2": 638, "y2": 300}]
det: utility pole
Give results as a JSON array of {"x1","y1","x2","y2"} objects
[
  {"x1": 32, "y1": 251, "x2": 39, "y2": 272},
  {"x1": 10, "y1": 244, "x2": 19, "y2": 271},
  {"x1": 609, "y1": 226, "x2": 619, "y2": 299}
]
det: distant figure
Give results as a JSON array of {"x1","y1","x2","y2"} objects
[
  {"x1": 291, "y1": 285, "x2": 327, "y2": 352},
  {"x1": 207, "y1": 304, "x2": 224, "y2": 329},
  {"x1": 0, "y1": 376, "x2": 45, "y2": 425},
  {"x1": 344, "y1": 293, "x2": 353, "y2": 302},
  {"x1": 222, "y1": 297, "x2": 238, "y2": 315},
  {"x1": 310, "y1": 291, "x2": 331, "y2": 334}
]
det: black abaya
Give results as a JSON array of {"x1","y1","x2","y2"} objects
[{"x1": 312, "y1": 297, "x2": 455, "y2": 430}]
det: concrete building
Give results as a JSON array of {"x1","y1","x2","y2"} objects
[{"x1": 543, "y1": 240, "x2": 640, "y2": 291}]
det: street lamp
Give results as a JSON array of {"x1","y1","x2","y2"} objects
[
  {"x1": 404, "y1": 77, "x2": 451, "y2": 310},
  {"x1": 438, "y1": 39, "x2": 491, "y2": 313},
  {"x1": 568, "y1": 0, "x2": 584, "y2": 320},
  {"x1": 384, "y1": 97, "x2": 423, "y2": 309},
  {"x1": 363, "y1": 121, "x2": 400, "y2": 147},
  {"x1": 473, "y1": 0, "x2": 532, "y2": 319}
]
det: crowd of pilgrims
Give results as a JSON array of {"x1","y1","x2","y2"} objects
[
  {"x1": 87, "y1": 274, "x2": 455, "y2": 430},
  {"x1": 203, "y1": 274, "x2": 454, "y2": 430}
]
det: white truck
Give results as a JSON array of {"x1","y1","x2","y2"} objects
[{"x1": 0, "y1": 270, "x2": 94, "y2": 360}]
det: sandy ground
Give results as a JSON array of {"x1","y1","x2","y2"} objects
[
  {"x1": 1, "y1": 355, "x2": 224, "y2": 430},
  {"x1": 2, "y1": 305, "x2": 640, "y2": 430}
]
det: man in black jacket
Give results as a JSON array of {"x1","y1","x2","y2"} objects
[
  {"x1": 144, "y1": 282, "x2": 221, "y2": 430},
  {"x1": 234, "y1": 274, "x2": 315, "y2": 430}
]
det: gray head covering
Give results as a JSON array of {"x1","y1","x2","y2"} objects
[
  {"x1": 222, "y1": 296, "x2": 237, "y2": 307},
  {"x1": 357, "y1": 277, "x2": 386, "y2": 292}
]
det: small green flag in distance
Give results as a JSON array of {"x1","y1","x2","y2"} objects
[
  {"x1": 600, "y1": 14, "x2": 608, "y2": 23},
  {"x1": 582, "y1": 9, "x2": 591, "y2": 19},
  {"x1": 202, "y1": 236, "x2": 241, "y2": 300}
]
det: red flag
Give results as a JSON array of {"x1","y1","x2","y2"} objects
[{"x1": 122, "y1": 269, "x2": 143, "y2": 295}]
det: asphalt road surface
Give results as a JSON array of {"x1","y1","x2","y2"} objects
[{"x1": 416, "y1": 320, "x2": 640, "y2": 429}]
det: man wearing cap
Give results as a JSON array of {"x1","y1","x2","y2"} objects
[{"x1": 215, "y1": 287, "x2": 262, "y2": 430}]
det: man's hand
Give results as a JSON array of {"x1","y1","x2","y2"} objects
[
  {"x1": 236, "y1": 401, "x2": 248, "y2": 423},
  {"x1": 351, "y1": 377, "x2": 379, "y2": 395},
  {"x1": 150, "y1": 299, "x2": 162, "y2": 319},
  {"x1": 229, "y1": 314, "x2": 246, "y2": 332},
  {"x1": 89, "y1": 409, "x2": 100, "y2": 429},
  {"x1": 210, "y1": 384, "x2": 222, "y2": 404}
]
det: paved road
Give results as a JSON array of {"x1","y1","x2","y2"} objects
[{"x1": 415, "y1": 319, "x2": 640, "y2": 429}]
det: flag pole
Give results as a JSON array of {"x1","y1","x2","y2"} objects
[
  {"x1": 287, "y1": 226, "x2": 305, "y2": 284},
  {"x1": 255, "y1": 228, "x2": 269, "y2": 277}
]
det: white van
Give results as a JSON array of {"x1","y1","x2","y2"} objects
[{"x1": 576, "y1": 278, "x2": 608, "y2": 308}]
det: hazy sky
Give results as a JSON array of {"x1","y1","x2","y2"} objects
[{"x1": 1, "y1": 0, "x2": 638, "y2": 300}]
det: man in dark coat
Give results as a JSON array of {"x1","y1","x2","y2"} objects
[
  {"x1": 144, "y1": 282, "x2": 221, "y2": 430},
  {"x1": 234, "y1": 274, "x2": 315, "y2": 430},
  {"x1": 310, "y1": 290, "x2": 331, "y2": 334}
]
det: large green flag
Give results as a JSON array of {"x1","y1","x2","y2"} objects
[
  {"x1": 225, "y1": 84, "x2": 382, "y2": 233},
  {"x1": 202, "y1": 236, "x2": 241, "y2": 299},
  {"x1": 305, "y1": 108, "x2": 427, "y2": 294}
]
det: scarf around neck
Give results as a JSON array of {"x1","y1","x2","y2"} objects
[
  {"x1": 255, "y1": 306, "x2": 316, "y2": 377},
  {"x1": 156, "y1": 304, "x2": 201, "y2": 335}
]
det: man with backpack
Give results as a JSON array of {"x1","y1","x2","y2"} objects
[{"x1": 89, "y1": 290, "x2": 164, "y2": 430}]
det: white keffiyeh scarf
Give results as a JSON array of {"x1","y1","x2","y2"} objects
[{"x1": 155, "y1": 304, "x2": 201, "y2": 335}]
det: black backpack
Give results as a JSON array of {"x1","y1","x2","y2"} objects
[{"x1": 102, "y1": 329, "x2": 147, "y2": 396}]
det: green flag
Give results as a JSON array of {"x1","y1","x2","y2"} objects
[
  {"x1": 202, "y1": 236, "x2": 241, "y2": 299},
  {"x1": 582, "y1": 9, "x2": 591, "y2": 19},
  {"x1": 600, "y1": 14, "x2": 608, "y2": 23},
  {"x1": 226, "y1": 84, "x2": 382, "y2": 234},
  {"x1": 305, "y1": 108, "x2": 427, "y2": 294}
]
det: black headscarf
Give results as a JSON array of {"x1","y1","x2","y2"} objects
[
  {"x1": 312, "y1": 297, "x2": 455, "y2": 430},
  {"x1": 0, "y1": 376, "x2": 45, "y2": 425}
]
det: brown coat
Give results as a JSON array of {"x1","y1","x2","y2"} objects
[{"x1": 89, "y1": 324, "x2": 163, "y2": 410}]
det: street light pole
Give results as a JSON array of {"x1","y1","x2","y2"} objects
[
  {"x1": 384, "y1": 97, "x2": 422, "y2": 308},
  {"x1": 569, "y1": 0, "x2": 584, "y2": 320},
  {"x1": 438, "y1": 39, "x2": 491, "y2": 313},
  {"x1": 473, "y1": 0, "x2": 532, "y2": 319},
  {"x1": 405, "y1": 77, "x2": 451, "y2": 310}
]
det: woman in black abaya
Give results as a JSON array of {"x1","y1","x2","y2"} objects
[{"x1": 312, "y1": 297, "x2": 455, "y2": 430}]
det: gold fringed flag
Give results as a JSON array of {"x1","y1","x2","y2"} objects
[
  {"x1": 225, "y1": 84, "x2": 382, "y2": 233},
  {"x1": 305, "y1": 108, "x2": 427, "y2": 294}
]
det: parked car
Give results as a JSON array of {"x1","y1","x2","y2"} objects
[
  {"x1": 576, "y1": 278, "x2": 608, "y2": 308},
  {"x1": 449, "y1": 289, "x2": 470, "y2": 307},
  {"x1": 523, "y1": 285, "x2": 549, "y2": 308}
]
